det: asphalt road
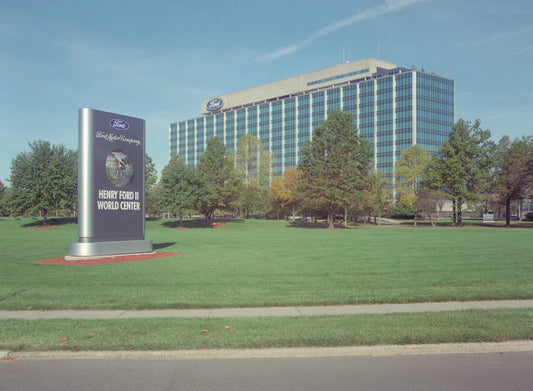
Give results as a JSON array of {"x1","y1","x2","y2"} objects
[{"x1": 1, "y1": 352, "x2": 532, "y2": 391}]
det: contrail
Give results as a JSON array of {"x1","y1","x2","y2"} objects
[{"x1": 259, "y1": 0, "x2": 426, "y2": 62}]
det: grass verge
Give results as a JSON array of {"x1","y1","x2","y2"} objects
[{"x1": 1, "y1": 309, "x2": 531, "y2": 351}]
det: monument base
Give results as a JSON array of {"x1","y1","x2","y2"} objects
[{"x1": 69, "y1": 239, "x2": 153, "y2": 258}]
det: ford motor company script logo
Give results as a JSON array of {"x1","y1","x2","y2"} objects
[
  {"x1": 110, "y1": 119, "x2": 129, "y2": 130},
  {"x1": 206, "y1": 98, "x2": 224, "y2": 112}
]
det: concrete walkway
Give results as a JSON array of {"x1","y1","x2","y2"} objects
[{"x1": 1, "y1": 299, "x2": 532, "y2": 320}]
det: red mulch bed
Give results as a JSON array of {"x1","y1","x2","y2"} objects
[
  {"x1": 324, "y1": 227, "x2": 342, "y2": 230},
  {"x1": 36, "y1": 252, "x2": 182, "y2": 266},
  {"x1": 36, "y1": 225, "x2": 54, "y2": 229},
  {"x1": 209, "y1": 223, "x2": 225, "y2": 228},
  {"x1": 173, "y1": 227, "x2": 188, "y2": 229}
]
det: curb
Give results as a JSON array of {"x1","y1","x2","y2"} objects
[{"x1": 3, "y1": 341, "x2": 533, "y2": 361}]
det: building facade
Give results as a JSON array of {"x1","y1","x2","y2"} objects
[{"x1": 169, "y1": 58, "x2": 454, "y2": 181}]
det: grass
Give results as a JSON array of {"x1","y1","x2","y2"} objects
[
  {"x1": 1, "y1": 309, "x2": 531, "y2": 351},
  {"x1": 1, "y1": 217, "x2": 531, "y2": 351},
  {"x1": 0, "y1": 217, "x2": 532, "y2": 310}
]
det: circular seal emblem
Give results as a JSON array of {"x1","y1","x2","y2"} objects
[{"x1": 105, "y1": 149, "x2": 133, "y2": 187}]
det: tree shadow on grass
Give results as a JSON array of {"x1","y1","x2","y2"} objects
[
  {"x1": 161, "y1": 218, "x2": 245, "y2": 229},
  {"x1": 287, "y1": 221, "x2": 358, "y2": 229},
  {"x1": 22, "y1": 217, "x2": 78, "y2": 227}
]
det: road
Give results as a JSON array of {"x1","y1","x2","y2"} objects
[{"x1": 1, "y1": 352, "x2": 532, "y2": 391}]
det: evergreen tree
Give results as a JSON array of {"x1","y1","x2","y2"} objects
[
  {"x1": 197, "y1": 137, "x2": 243, "y2": 219},
  {"x1": 298, "y1": 109, "x2": 373, "y2": 228},
  {"x1": 0, "y1": 180, "x2": 7, "y2": 216}
]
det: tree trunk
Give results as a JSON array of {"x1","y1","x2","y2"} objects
[
  {"x1": 43, "y1": 209, "x2": 48, "y2": 226},
  {"x1": 344, "y1": 207, "x2": 348, "y2": 227},
  {"x1": 505, "y1": 197, "x2": 511, "y2": 227},
  {"x1": 328, "y1": 206, "x2": 335, "y2": 229},
  {"x1": 452, "y1": 199, "x2": 456, "y2": 226}
]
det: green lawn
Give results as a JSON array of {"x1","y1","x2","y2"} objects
[
  {"x1": 1, "y1": 217, "x2": 531, "y2": 310},
  {"x1": 1, "y1": 309, "x2": 531, "y2": 351}
]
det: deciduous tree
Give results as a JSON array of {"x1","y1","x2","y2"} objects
[
  {"x1": 235, "y1": 134, "x2": 273, "y2": 188},
  {"x1": 269, "y1": 168, "x2": 300, "y2": 220},
  {"x1": 428, "y1": 119, "x2": 495, "y2": 226},
  {"x1": 495, "y1": 135, "x2": 533, "y2": 226},
  {"x1": 144, "y1": 153, "x2": 157, "y2": 193},
  {"x1": 8, "y1": 140, "x2": 77, "y2": 225},
  {"x1": 395, "y1": 145, "x2": 431, "y2": 225},
  {"x1": 159, "y1": 155, "x2": 205, "y2": 226}
]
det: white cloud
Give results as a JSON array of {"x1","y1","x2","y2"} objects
[
  {"x1": 457, "y1": 27, "x2": 532, "y2": 48},
  {"x1": 486, "y1": 45, "x2": 533, "y2": 64},
  {"x1": 258, "y1": 0, "x2": 427, "y2": 62}
]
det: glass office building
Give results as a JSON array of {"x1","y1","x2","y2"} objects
[{"x1": 169, "y1": 58, "x2": 454, "y2": 181}]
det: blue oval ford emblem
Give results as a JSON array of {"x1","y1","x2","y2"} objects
[
  {"x1": 206, "y1": 98, "x2": 224, "y2": 112},
  {"x1": 110, "y1": 119, "x2": 129, "y2": 130}
]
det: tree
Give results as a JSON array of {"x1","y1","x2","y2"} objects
[
  {"x1": 235, "y1": 134, "x2": 273, "y2": 189},
  {"x1": 197, "y1": 137, "x2": 243, "y2": 219},
  {"x1": 8, "y1": 140, "x2": 77, "y2": 225},
  {"x1": 428, "y1": 119, "x2": 495, "y2": 226},
  {"x1": 395, "y1": 145, "x2": 431, "y2": 226},
  {"x1": 159, "y1": 155, "x2": 205, "y2": 226},
  {"x1": 495, "y1": 135, "x2": 533, "y2": 226},
  {"x1": 0, "y1": 180, "x2": 7, "y2": 216},
  {"x1": 145, "y1": 181, "x2": 163, "y2": 218},
  {"x1": 144, "y1": 153, "x2": 157, "y2": 194},
  {"x1": 298, "y1": 109, "x2": 373, "y2": 228},
  {"x1": 233, "y1": 134, "x2": 274, "y2": 218},
  {"x1": 367, "y1": 170, "x2": 391, "y2": 226},
  {"x1": 269, "y1": 168, "x2": 300, "y2": 220}
]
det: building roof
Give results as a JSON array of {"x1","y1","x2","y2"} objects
[{"x1": 200, "y1": 58, "x2": 397, "y2": 115}]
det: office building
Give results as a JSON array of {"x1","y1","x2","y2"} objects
[{"x1": 169, "y1": 58, "x2": 454, "y2": 181}]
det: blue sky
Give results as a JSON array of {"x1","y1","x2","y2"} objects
[{"x1": 1, "y1": 0, "x2": 532, "y2": 183}]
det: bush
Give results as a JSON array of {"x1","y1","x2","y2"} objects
[
  {"x1": 524, "y1": 212, "x2": 533, "y2": 221},
  {"x1": 387, "y1": 204, "x2": 415, "y2": 219}
]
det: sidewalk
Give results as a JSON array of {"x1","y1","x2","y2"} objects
[{"x1": 1, "y1": 299, "x2": 532, "y2": 320}]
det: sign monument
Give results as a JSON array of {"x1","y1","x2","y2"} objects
[{"x1": 70, "y1": 108, "x2": 153, "y2": 257}]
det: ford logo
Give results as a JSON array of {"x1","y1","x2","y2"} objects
[
  {"x1": 110, "y1": 119, "x2": 129, "y2": 130},
  {"x1": 206, "y1": 98, "x2": 224, "y2": 112}
]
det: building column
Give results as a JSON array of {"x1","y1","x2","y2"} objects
[
  {"x1": 392, "y1": 75, "x2": 397, "y2": 189},
  {"x1": 412, "y1": 71, "x2": 417, "y2": 145},
  {"x1": 373, "y1": 79, "x2": 378, "y2": 171}
]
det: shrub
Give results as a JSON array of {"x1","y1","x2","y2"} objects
[{"x1": 388, "y1": 204, "x2": 416, "y2": 219}]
